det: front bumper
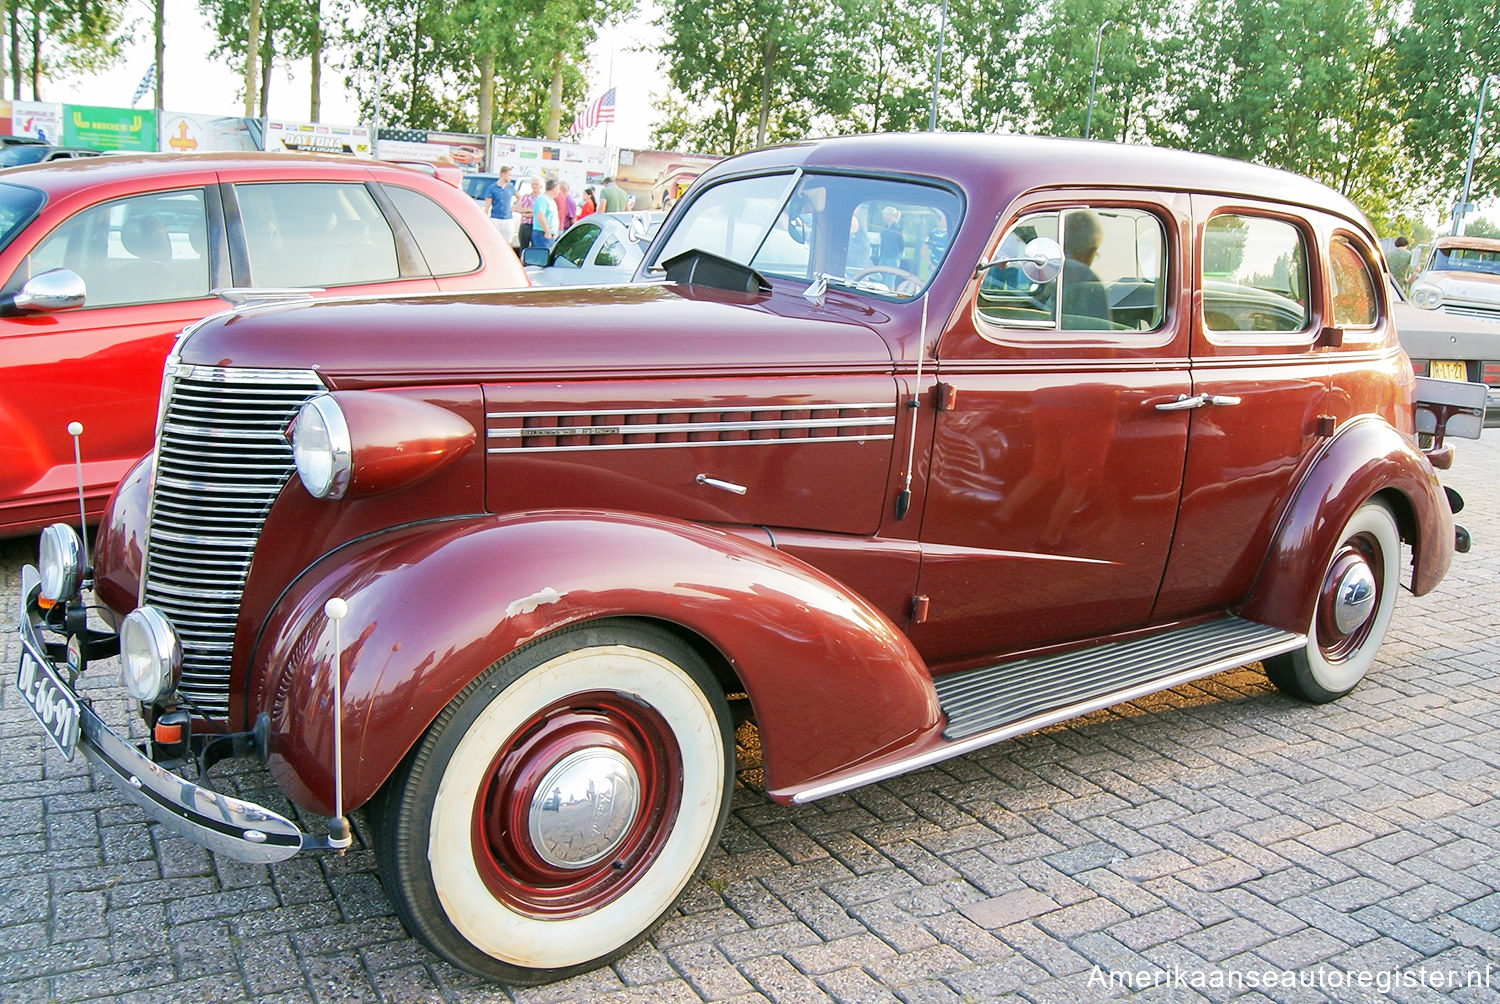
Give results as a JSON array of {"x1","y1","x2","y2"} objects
[{"x1": 15, "y1": 565, "x2": 330, "y2": 864}]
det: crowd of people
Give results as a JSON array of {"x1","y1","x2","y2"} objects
[{"x1": 481, "y1": 166, "x2": 634, "y2": 251}]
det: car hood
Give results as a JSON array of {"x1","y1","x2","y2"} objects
[
  {"x1": 177, "y1": 282, "x2": 892, "y2": 384},
  {"x1": 1415, "y1": 270, "x2": 1500, "y2": 303}
]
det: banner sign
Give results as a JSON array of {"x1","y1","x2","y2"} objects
[
  {"x1": 616, "y1": 148, "x2": 722, "y2": 211},
  {"x1": 264, "y1": 119, "x2": 372, "y2": 157},
  {"x1": 1, "y1": 100, "x2": 63, "y2": 141},
  {"x1": 489, "y1": 137, "x2": 609, "y2": 194},
  {"x1": 378, "y1": 127, "x2": 487, "y2": 171},
  {"x1": 159, "y1": 113, "x2": 262, "y2": 153},
  {"x1": 62, "y1": 104, "x2": 156, "y2": 151}
]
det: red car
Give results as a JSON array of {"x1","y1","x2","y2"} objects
[
  {"x1": 0, "y1": 153, "x2": 525, "y2": 537},
  {"x1": 16, "y1": 134, "x2": 1476, "y2": 986}
]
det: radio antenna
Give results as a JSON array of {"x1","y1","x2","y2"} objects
[{"x1": 68, "y1": 422, "x2": 90, "y2": 581}]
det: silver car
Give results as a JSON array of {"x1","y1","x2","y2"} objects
[{"x1": 521, "y1": 211, "x2": 665, "y2": 286}]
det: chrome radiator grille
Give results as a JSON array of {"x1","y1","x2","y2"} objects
[{"x1": 143, "y1": 364, "x2": 325, "y2": 717}]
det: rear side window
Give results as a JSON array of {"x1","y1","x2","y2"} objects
[
  {"x1": 236, "y1": 182, "x2": 399, "y2": 288},
  {"x1": 1329, "y1": 236, "x2": 1377, "y2": 327},
  {"x1": 1203, "y1": 215, "x2": 1309, "y2": 333},
  {"x1": 551, "y1": 222, "x2": 600, "y2": 268},
  {"x1": 10, "y1": 189, "x2": 210, "y2": 307},
  {"x1": 384, "y1": 185, "x2": 481, "y2": 276},
  {"x1": 978, "y1": 206, "x2": 1167, "y2": 332}
]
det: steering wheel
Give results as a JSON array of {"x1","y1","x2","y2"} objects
[{"x1": 851, "y1": 265, "x2": 923, "y2": 296}]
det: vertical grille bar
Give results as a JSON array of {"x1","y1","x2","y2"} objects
[{"x1": 143, "y1": 365, "x2": 325, "y2": 717}]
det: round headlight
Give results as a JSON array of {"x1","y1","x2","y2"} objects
[
  {"x1": 1411, "y1": 285, "x2": 1442, "y2": 310},
  {"x1": 119, "y1": 606, "x2": 181, "y2": 703},
  {"x1": 292, "y1": 395, "x2": 352, "y2": 499},
  {"x1": 38, "y1": 523, "x2": 83, "y2": 602}
]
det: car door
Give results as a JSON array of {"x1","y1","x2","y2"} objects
[
  {"x1": 912, "y1": 194, "x2": 1193, "y2": 662},
  {"x1": 0, "y1": 184, "x2": 228, "y2": 532},
  {"x1": 1151, "y1": 196, "x2": 1329, "y2": 620}
]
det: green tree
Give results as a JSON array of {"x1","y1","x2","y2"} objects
[
  {"x1": 201, "y1": 0, "x2": 327, "y2": 116},
  {"x1": 9, "y1": 0, "x2": 131, "y2": 100},
  {"x1": 653, "y1": 0, "x2": 867, "y2": 154},
  {"x1": 1465, "y1": 216, "x2": 1500, "y2": 239}
]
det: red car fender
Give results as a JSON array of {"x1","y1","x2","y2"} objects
[
  {"x1": 1240, "y1": 417, "x2": 1452, "y2": 634},
  {"x1": 253, "y1": 510, "x2": 942, "y2": 816}
]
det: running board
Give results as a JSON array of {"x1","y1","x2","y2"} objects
[
  {"x1": 935, "y1": 616, "x2": 1303, "y2": 740},
  {"x1": 789, "y1": 616, "x2": 1303, "y2": 804}
]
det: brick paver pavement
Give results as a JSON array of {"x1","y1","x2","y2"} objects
[{"x1": 3, "y1": 433, "x2": 1498, "y2": 1004}]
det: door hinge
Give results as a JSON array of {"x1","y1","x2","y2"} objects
[
  {"x1": 936, "y1": 382, "x2": 958, "y2": 411},
  {"x1": 911, "y1": 594, "x2": 930, "y2": 624}
]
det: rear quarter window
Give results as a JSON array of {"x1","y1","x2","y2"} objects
[
  {"x1": 1329, "y1": 235, "x2": 1378, "y2": 328},
  {"x1": 384, "y1": 185, "x2": 482, "y2": 276}
]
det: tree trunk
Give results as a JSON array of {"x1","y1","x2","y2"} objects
[
  {"x1": 478, "y1": 48, "x2": 495, "y2": 133},
  {"x1": 259, "y1": 18, "x2": 272, "y2": 116},
  {"x1": 8, "y1": 3, "x2": 17, "y2": 101},
  {"x1": 244, "y1": 0, "x2": 261, "y2": 116},
  {"x1": 545, "y1": 56, "x2": 562, "y2": 140},
  {"x1": 0, "y1": 2, "x2": 8, "y2": 104},
  {"x1": 756, "y1": 29, "x2": 775, "y2": 149},
  {"x1": 154, "y1": 0, "x2": 164, "y2": 112},
  {"x1": 29, "y1": 7, "x2": 38, "y2": 100},
  {"x1": 309, "y1": 0, "x2": 321, "y2": 121}
]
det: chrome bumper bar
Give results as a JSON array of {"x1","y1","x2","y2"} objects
[{"x1": 16, "y1": 565, "x2": 334, "y2": 864}]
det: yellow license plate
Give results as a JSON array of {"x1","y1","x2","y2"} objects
[{"x1": 1429, "y1": 360, "x2": 1467, "y2": 380}]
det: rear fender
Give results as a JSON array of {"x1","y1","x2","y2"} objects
[
  {"x1": 1240, "y1": 417, "x2": 1452, "y2": 633},
  {"x1": 253, "y1": 510, "x2": 940, "y2": 815}
]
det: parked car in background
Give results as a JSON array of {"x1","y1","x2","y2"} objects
[
  {"x1": 520, "y1": 210, "x2": 664, "y2": 285},
  {"x1": 1395, "y1": 295, "x2": 1500, "y2": 424},
  {"x1": 0, "y1": 152, "x2": 525, "y2": 537},
  {"x1": 461, "y1": 171, "x2": 497, "y2": 204},
  {"x1": 0, "y1": 141, "x2": 101, "y2": 168},
  {"x1": 16, "y1": 134, "x2": 1475, "y2": 987},
  {"x1": 1409, "y1": 235, "x2": 1500, "y2": 324}
]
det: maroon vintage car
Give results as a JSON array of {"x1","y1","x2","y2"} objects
[{"x1": 15, "y1": 134, "x2": 1478, "y2": 985}]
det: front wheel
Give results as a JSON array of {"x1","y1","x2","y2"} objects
[
  {"x1": 372, "y1": 621, "x2": 733, "y2": 985},
  {"x1": 1264, "y1": 500, "x2": 1401, "y2": 703}
]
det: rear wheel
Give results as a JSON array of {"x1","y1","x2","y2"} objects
[
  {"x1": 1264, "y1": 500, "x2": 1400, "y2": 703},
  {"x1": 372, "y1": 621, "x2": 733, "y2": 985}
]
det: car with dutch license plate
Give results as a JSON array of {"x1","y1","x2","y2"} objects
[
  {"x1": 13, "y1": 134, "x2": 1481, "y2": 987},
  {"x1": 1403, "y1": 236, "x2": 1500, "y2": 423},
  {"x1": 0, "y1": 152, "x2": 525, "y2": 538}
]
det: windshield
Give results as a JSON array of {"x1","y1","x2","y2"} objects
[
  {"x1": 0, "y1": 144, "x2": 51, "y2": 168},
  {"x1": 0, "y1": 182, "x2": 43, "y2": 252},
  {"x1": 1430, "y1": 245, "x2": 1500, "y2": 277},
  {"x1": 652, "y1": 170, "x2": 962, "y2": 300}
]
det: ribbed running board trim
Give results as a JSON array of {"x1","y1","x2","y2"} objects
[{"x1": 935, "y1": 617, "x2": 1302, "y2": 740}]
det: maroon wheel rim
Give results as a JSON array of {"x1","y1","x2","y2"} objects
[
  {"x1": 470, "y1": 691, "x2": 682, "y2": 918},
  {"x1": 1315, "y1": 534, "x2": 1383, "y2": 663}
]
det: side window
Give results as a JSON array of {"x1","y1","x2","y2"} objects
[
  {"x1": 1330, "y1": 236, "x2": 1377, "y2": 327},
  {"x1": 977, "y1": 207, "x2": 1167, "y2": 332},
  {"x1": 1202, "y1": 215, "x2": 1309, "y2": 333},
  {"x1": 384, "y1": 185, "x2": 481, "y2": 276},
  {"x1": 551, "y1": 223, "x2": 600, "y2": 267},
  {"x1": 235, "y1": 182, "x2": 399, "y2": 288},
  {"x1": 14, "y1": 189, "x2": 210, "y2": 307},
  {"x1": 594, "y1": 234, "x2": 626, "y2": 267}
]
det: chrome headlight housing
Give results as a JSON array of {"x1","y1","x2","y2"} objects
[
  {"x1": 38, "y1": 523, "x2": 83, "y2": 602},
  {"x1": 119, "y1": 607, "x2": 181, "y2": 703},
  {"x1": 291, "y1": 395, "x2": 352, "y2": 499},
  {"x1": 1410, "y1": 284, "x2": 1443, "y2": 310}
]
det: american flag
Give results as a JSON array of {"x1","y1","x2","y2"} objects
[{"x1": 568, "y1": 87, "x2": 617, "y2": 138}]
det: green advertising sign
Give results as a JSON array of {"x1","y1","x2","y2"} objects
[{"x1": 62, "y1": 104, "x2": 156, "y2": 152}]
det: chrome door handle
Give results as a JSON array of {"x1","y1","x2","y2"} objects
[
  {"x1": 1154, "y1": 394, "x2": 1206, "y2": 411},
  {"x1": 1205, "y1": 395, "x2": 1242, "y2": 407},
  {"x1": 696, "y1": 474, "x2": 747, "y2": 495}
]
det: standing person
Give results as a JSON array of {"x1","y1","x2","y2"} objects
[
  {"x1": 876, "y1": 206, "x2": 905, "y2": 268},
  {"x1": 557, "y1": 181, "x2": 579, "y2": 229},
  {"x1": 578, "y1": 187, "x2": 597, "y2": 219},
  {"x1": 516, "y1": 177, "x2": 539, "y2": 249},
  {"x1": 599, "y1": 175, "x2": 629, "y2": 212},
  {"x1": 481, "y1": 166, "x2": 518, "y2": 247},
  {"x1": 1388, "y1": 236, "x2": 1413, "y2": 293},
  {"x1": 532, "y1": 178, "x2": 560, "y2": 250}
]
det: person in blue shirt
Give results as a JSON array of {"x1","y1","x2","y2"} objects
[{"x1": 482, "y1": 167, "x2": 518, "y2": 247}]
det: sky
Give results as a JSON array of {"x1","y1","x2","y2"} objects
[{"x1": 61, "y1": 3, "x2": 662, "y2": 150}]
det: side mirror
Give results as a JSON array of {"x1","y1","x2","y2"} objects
[
  {"x1": 11, "y1": 268, "x2": 86, "y2": 313},
  {"x1": 519, "y1": 247, "x2": 550, "y2": 268},
  {"x1": 976, "y1": 236, "x2": 1064, "y2": 284},
  {"x1": 626, "y1": 214, "x2": 651, "y2": 244}
]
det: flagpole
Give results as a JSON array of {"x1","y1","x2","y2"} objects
[{"x1": 603, "y1": 34, "x2": 615, "y2": 151}]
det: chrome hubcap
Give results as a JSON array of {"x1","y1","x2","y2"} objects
[
  {"x1": 527, "y1": 748, "x2": 642, "y2": 869},
  {"x1": 1332, "y1": 560, "x2": 1377, "y2": 635}
]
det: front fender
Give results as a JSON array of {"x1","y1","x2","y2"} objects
[
  {"x1": 1240, "y1": 417, "x2": 1452, "y2": 634},
  {"x1": 253, "y1": 511, "x2": 941, "y2": 815}
]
